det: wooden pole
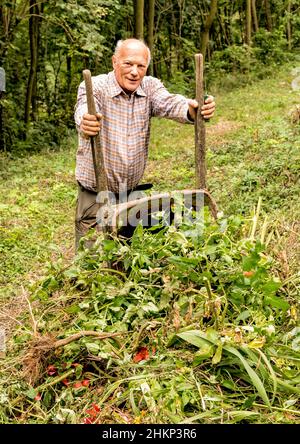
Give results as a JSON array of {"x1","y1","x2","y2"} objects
[
  {"x1": 82, "y1": 69, "x2": 107, "y2": 193},
  {"x1": 194, "y1": 54, "x2": 206, "y2": 190}
]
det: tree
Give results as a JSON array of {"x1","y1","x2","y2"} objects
[
  {"x1": 146, "y1": 0, "x2": 155, "y2": 75},
  {"x1": 286, "y1": 0, "x2": 292, "y2": 50},
  {"x1": 24, "y1": 0, "x2": 42, "y2": 128},
  {"x1": 134, "y1": 0, "x2": 144, "y2": 39},
  {"x1": 264, "y1": 0, "x2": 272, "y2": 31},
  {"x1": 251, "y1": 0, "x2": 259, "y2": 33},
  {"x1": 246, "y1": 0, "x2": 252, "y2": 45},
  {"x1": 200, "y1": 0, "x2": 218, "y2": 62}
]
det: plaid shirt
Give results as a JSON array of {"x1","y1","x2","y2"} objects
[{"x1": 74, "y1": 71, "x2": 192, "y2": 192}]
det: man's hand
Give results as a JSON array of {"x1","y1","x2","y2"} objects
[
  {"x1": 80, "y1": 113, "x2": 102, "y2": 136},
  {"x1": 188, "y1": 95, "x2": 215, "y2": 121}
]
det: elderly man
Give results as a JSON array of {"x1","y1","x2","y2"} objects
[{"x1": 74, "y1": 38, "x2": 215, "y2": 248}]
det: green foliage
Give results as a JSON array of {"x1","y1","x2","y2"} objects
[
  {"x1": 1, "y1": 211, "x2": 298, "y2": 423},
  {"x1": 2, "y1": 0, "x2": 300, "y2": 151},
  {"x1": 252, "y1": 28, "x2": 292, "y2": 64}
]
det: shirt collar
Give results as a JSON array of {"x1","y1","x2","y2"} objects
[{"x1": 108, "y1": 71, "x2": 147, "y2": 98}]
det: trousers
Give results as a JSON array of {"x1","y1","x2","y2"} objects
[{"x1": 74, "y1": 182, "x2": 153, "y2": 251}]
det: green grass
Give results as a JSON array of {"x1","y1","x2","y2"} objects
[{"x1": 0, "y1": 62, "x2": 299, "y2": 423}]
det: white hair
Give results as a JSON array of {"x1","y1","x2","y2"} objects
[{"x1": 114, "y1": 39, "x2": 151, "y2": 67}]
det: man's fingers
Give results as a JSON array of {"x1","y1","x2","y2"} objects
[
  {"x1": 201, "y1": 95, "x2": 215, "y2": 119},
  {"x1": 188, "y1": 99, "x2": 198, "y2": 109},
  {"x1": 83, "y1": 119, "x2": 100, "y2": 128},
  {"x1": 80, "y1": 113, "x2": 102, "y2": 136},
  {"x1": 204, "y1": 95, "x2": 214, "y2": 103},
  {"x1": 83, "y1": 112, "x2": 102, "y2": 121}
]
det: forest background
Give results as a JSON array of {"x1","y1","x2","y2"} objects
[{"x1": 1, "y1": 0, "x2": 300, "y2": 152}]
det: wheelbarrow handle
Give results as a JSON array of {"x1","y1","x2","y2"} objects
[
  {"x1": 83, "y1": 69, "x2": 97, "y2": 115},
  {"x1": 82, "y1": 69, "x2": 108, "y2": 192},
  {"x1": 194, "y1": 54, "x2": 207, "y2": 190}
]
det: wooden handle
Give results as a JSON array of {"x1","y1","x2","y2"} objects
[
  {"x1": 82, "y1": 69, "x2": 108, "y2": 192},
  {"x1": 83, "y1": 69, "x2": 97, "y2": 115},
  {"x1": 194, "y1": 54, "x2": 207, "y2": 189}
]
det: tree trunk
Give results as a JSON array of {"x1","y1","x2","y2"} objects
[
  {"x1": 66, "y1": 55, "x2": 72, "y2": 93},
  {"x1": 146, "y1": 0, "x2": 155, "y2": 75},
  {"x1": 287, "y1": 0, "x2": 292, "y2": 51},
  {"x1": 134, "y1": 0, "x2": 144, "y2": 40},
  {"x1": 24, "y1": 0, "x2": 40, "y2": 127},
  {"x1": 200, "y1": 0, "x2": 218, "y2": 63},
  {"x1": 246, "y1": 0, "x2": 252, "y2": 45},
  {"x1": 0, "y1": 90, "x2": 5, "y2": 151},
  {"x1": 264, "y1": 0, "x2": 272, "y2": 31},
  {"x1": 251, "y1": 0, "x2": 259, "y2": 33}
]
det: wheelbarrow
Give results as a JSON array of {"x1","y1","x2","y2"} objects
[{"x1": 82, "y1": 53, "x2": 218, "y2": 239}]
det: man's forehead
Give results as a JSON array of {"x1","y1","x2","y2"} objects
[{"x1": 118, "y1": 43, "x2": 148, "y2": 59}]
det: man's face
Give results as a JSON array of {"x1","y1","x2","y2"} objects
[{"x1": 112, "y1": 42, "x2": 148, "y2": 94}]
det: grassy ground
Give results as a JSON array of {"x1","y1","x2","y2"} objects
[{"x1": 0, "y1": 62, "x2": 299, "y2": 423}]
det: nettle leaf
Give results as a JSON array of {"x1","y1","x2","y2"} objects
[
  {"x1": 262, "y1": 279, "x2": 282, "y2": 296},
  {"x1": 228, "y1": 288, "x2": 246, "y2": 305},
  {"x1": 102, "y1": 239, "x2": 117, "y2": 252},
  {"x1": 242, "y1": 252, "x2": 260, "y2": 270},
  {"x1": 264, "y1": 294, "x2": 289, "y2": 311}
]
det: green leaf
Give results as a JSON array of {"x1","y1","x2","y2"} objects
[
  {"x1": 102, "y1": 239, "x2": 117, "y2": 252},
  {"x1": 177, "y1": 330, "x2": 213, "y2": 348},
  {"x1": 228, "y1": 410, "x2": 260, "y2": 422},
  {"x1": 192, "y1": 345, "x2": 215, "y2": 365},
  {"x1": 236, "y1": 310, "x2": 251, "y2": 322},
  {"x1": 264, "y1": 294, "x2": 289, "y2": 311},
  {"x1": 85, "y1": 342, "x2": 100, "y2": 354},
  {"x1": 221, "y1": 380, "x2": 236, "y2": 391},
  {"x1": 141, "y1": 302, "x2": 159, "y2": 313},
  {"x1": 206, "y1": 328, "x2": 219, "y2": 343},
  {"x1": 159, "y1": 291, "x2": 172, "y2": 309},
  {"x1": 224, "y1": 345, "x2": 271, "y2": 407},
  {"x1": 242, "y1": 395, "x2": 257, "y2": 409},
  {"x1": 262, "y1": 280, "x2": 282, "y2": 296},
  {"x1": 212, "y1": 344, "x2": 223, "y2": 365},
  {"x1": 24, "y1": 387, "x2": 37, "y2": 400}
]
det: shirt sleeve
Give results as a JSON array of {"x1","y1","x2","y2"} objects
[{"x1": 149, "y1": 77, "x2": 193, "y2": 124}]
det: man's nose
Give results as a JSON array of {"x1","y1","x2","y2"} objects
[{"x1": 131, "y1": 65, "x2": 138, "y2": 76}]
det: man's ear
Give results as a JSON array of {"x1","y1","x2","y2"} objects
[{"x1": 112, "y1": 55, "x2": 117, "y2": 68}]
